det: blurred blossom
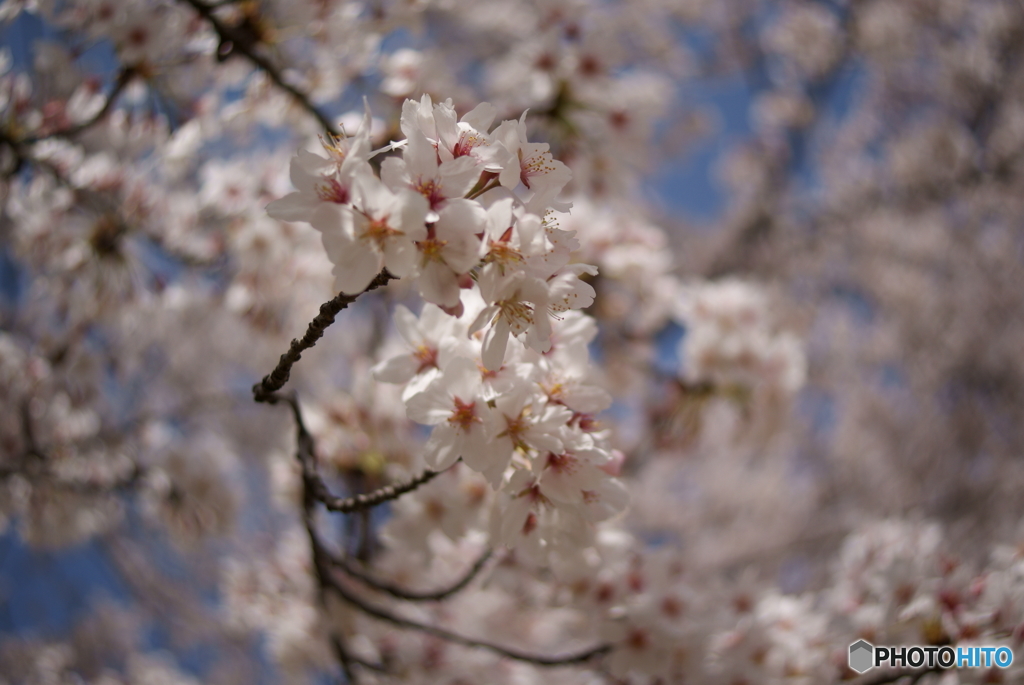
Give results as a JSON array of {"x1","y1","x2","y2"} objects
[{"x1": 1, "y1": 0, "x2": 1024, "y2": 683}]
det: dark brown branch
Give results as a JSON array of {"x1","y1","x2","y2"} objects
[
  {"x1": 2, "y1": 434, "x2": 146, "y2": 494},
  {"x1": 27, "y1": 67, "x2": 137, "y2": 143},
  {"x1": 329, "y1": 634, "x2": 360, "y2": 684},
  {"x1": 311, "y1": 538, "x2": 610, "y2": 667},
  {"x1": 326, "y1": 547, "x2": 493, "y2": 602},
  {"x1": 314, "y1": 466, "x2": 441, "y2": 514},
  {"x1": 278, "y1": 379, "x2": 607, "y2": 671},
  {"x1": 179, "y1": 0, "x2": 339, "y2": 135},
  {"x1": 0, "y1": 68, "x2": 135, "y2": 154},
  {"x1": 52, "y1": 464, "x2": 145, "y2": 495},
  {"x1": 20, "y1": 401, "x2": 43, "y2": 461},
  {"x1": 252, "y1": 270, "x2": 396, "y2": 402},
  {"x1": 264, "y1": 391, "x2": 441, "y2": 513},
  {"x1": 0, "y1": 135, "x2": 224, "y2": 269}
]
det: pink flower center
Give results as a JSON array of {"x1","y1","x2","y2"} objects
[
  {"x1": 413, "y1": 345, "x2": 438, "y2": 373},
  {"x1": 316, "y1": 178, "x2": 349, "y2": 204},
  {"x1": 416, "y1": 179, "x2": 446, "y2": 210},
  {"x1": 448, "y1": 397, "x2": 481, "y2": 431}
]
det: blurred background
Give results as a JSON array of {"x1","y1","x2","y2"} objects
[{"x1": 2, "y1": 0, "x2": 1024, "y2": 683}]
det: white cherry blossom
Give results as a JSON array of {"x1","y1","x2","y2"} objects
[
  {"x1": 405, "y1": 357, "x2": 492, "y2": 474},
  {"x1": 310, "y1": 174, "x2": 429, "y2": 293}
]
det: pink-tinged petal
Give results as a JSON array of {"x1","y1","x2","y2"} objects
[
  {"x1": 480, "y1": 458, "x2": 509, "y2": 490},
  {"x1": 443, "y1": 356, "x2": 482, "y2": 401},
  {"x1": 481, "y1": 317, "x2": 511, "y2": 371},
  {"x1": 443, "y1": 232, "x2": 483, "y2": 275},
  {"x1": 338, "y1": 156, "x2": 372, "y2": 184},
  {"x1": 526, "y1": 429, "x2": 562, "y2": 455},
  {"x1": 400, "y1": 369, "x2": 438, "y2": 403},
  {"x1": 419, "y1": 303, "x2": 454, "y2": 334},
  {"x1": 485, "y1": 198, "x2": 514, "y2": 237},
  {"x1": 518, "y1": 275, "x2": 550, "y2": 305},
  {"x1": 417, "y1": 260, "x2": 460, "y2": 307},
  {"x1": 438, "y1": 155, "x2": 480, "y2": 197},
  {"x1": 491, "y1": 119, "x2": 519, "y2": 154},
  {"x1": 371, "y1": 353, "x2": 420, "y2": 384},
  {"x1": 435, "y1": 200, "x2": 487, "y2": 269},
  {"x1": 560, "y1": 384, "x2": 612, "y2": 414},
  {"x1": 491, "y1": 381, "x2": 532, "y2": 418},
  {"x1": 309, "y1": 202, "x2": 353, "y2": 237},
  {"x1": 266, "y1": 192, "x2": 312, "y2": 223},
  {"x1": 581, "y1": 478, "x2": 630, "y2": 522},
  {"x1": 404, "y1": 129, "x2": 439, "y2": 180},
  {"x1": 540, "y1": 465, "x2": 586, "y2": 504},
  {"x1": 383, "y1": 238, "x2": 417, "y2": 278},
  {"x1": 548, "y1": 273, "x2": 597, "y2": 312},
  {"x1": 459, "y1": 421, "x2": 490, "y2": 456},
  {"x1": 461, "y1": 102, "x2": 496, "y2": 133},
  {"x1": 462, "y1": 429, "x2": 508, "y2": 488},
  {"x1": 392, "y1": 305, "x2": 422, "y2": 347},
  {"x1": 433, "y1": 101, "x2": 461, "y2": 159},
  {"x1": 292, "y1": 149, "x2": 330, "y2": 187},
  {"x1": 598, "y1": 450, "x2": 626, "y2": 477},
  {"x1": 398, "y1": 192, "x2": 429, "y2": 237},
  {"x1": 332, "y1": 253, "x2": 381, "y2": 294},
  {"x1": 379, "y1": 156, "x2": 409, "y2": 194},
  {"x1": 405, "y1": 380, "x2": 453, "y2": 425},
  {"x1": 499, "y1": 159, "x2": 521, "y2": 190},
  {"x1": 468, "y1": 305, "x2": 498, "y2": 336},
  {"x1": 424, "y1": 423, "x2": 461, "y2": 471},
  {"x1": 343, "y1": 101, "x2": 373, "y2": 161},
  {"x1": 313, "y1": 208, "x2": 359, "y2": 270},
  {"x1": 437, "y1": 198, "x2": 487, "y2": 236},
  {"x1": 400, "y1": 93, "x2": 435, "y2": 140},
  {"x1": 499, "y1": 493, "x2": 535, "y2": 545},
  {"x1": 523, "y1": 314, "x2": 552, "y2": 354}
]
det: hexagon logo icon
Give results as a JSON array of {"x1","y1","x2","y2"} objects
[{"x1": 849, "y1": 640, "x2": 874, "y2": 674}]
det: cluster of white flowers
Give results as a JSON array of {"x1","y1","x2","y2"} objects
[
  {"x1": 5, "y1": 0, "x2": 1024, "y2": 682},
  {"x1": 221, "y1": 527, "x2": 335, "y2": 675},
  {"x1": 271, "y1": 95, "x2": 628, "y2": 558},
  {"x1": 677, "y1": 279, "x2": 806, "y2": 398}
]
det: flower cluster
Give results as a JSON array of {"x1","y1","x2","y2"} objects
[
  {"x1": 6, "y1": 0, "x2": 1024, "y2": 682},
  {"x1": 677, "y1": 279, "x2": 806, "y2": 398},
  {"x1": 270, "y1": 96, "x2": 626, "y2": 558},
  {"x1": 270, "y1": 96, "x2": 593, "y2": 368}
]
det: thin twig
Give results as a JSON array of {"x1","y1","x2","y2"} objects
[
  {"x1": 277, "y1": 377, "x2": 609, "y2": 670},
  {"x1": 252, "y1": 270, "x2": 396, "y2": 402},
  {"x1": 264, "y1": 391, "x2": 441, "y2": 513},
  {"x1": 311, "y1": 536, "x2": 611, "y2": 667},
  {"x1": 0, "y1": 68, "x2": 136, "y2": 152},
  {"x1": 326, "y1": 547, "x2": 493, "y2": 602},
  {"x1": 314, "y1": 467, "x2": 441, "y2": 514},
  {"x1": 329, "y1": 634, "x2": 360, "y2": 685},
  {"x1": 26, "y1": 67, "x2": 137, "y2": 144},
  {"x1": 0, "y1": 135, "x2": 224, "y2": 267},
  {"x1": 179, "y1": 0, "x2": 339, "y2": 135}
]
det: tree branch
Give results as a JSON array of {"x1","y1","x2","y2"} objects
[
  {"x1": 179, "y1": 0, "x2": 339, "y2": 135},
  {"x1": 311, "y1": 536, "x2": 610, "y2": 667},
  {"x1": 329, "y1": 634, "x2": 360, "y2": 685},
  {"x1": 326, "y1": 547, "x2": 493, "y2": 602},
  {"x1": 271, "y1": 359, "x2": 609, "y2": 671},
  {"x1": 252, "y1": 270, "x2": 396, "y2": 402},
  {"x1": 27, "y1": 67, "x2": 137, "y2": 144},
  {"x1": 314, "y1": 466, "x2": 442, "y2": 514},
  {"x1": 263, "y1": 391, "x2": 441, "y2": 513}
]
